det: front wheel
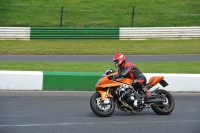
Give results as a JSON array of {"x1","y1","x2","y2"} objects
[
  {"x1": 152, "y1": 89, "x2": 175, "y2": 115},
  {"x1": 90, "y1": 92, "x2": 115, "y2": 117}
]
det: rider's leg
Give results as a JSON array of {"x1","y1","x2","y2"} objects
[
  {"x1": 143, "y1": 87, "x2": 151, "y2": 99},
  {"x1": 133, "y1": 78, "x2": 151, "y2": 99}
]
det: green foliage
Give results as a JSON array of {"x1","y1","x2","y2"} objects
[{"x1": 0, "y1": 0, "x2": 199, "y2": 27}]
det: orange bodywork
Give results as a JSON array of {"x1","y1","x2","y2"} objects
[
  {"x1": 146, "y1": 76, "x2": 164, "y2": 88},
  {"x1": 95, "y1": 72, "x2": 132, "y2": 101},
  {"x1": 95, "y1": 72, "x2": 165, "y2": 101}
]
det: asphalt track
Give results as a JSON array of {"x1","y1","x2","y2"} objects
[
  {"x1": 0, "y1": 91, "x2": 200, "y2": 133},
  {"x1": 0, "y1": 54, "x2": 200, "y2": 62},
  {"x1": 1, "y1": 55, "x2": 200, "y2": 133}
]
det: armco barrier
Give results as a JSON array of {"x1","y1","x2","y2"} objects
[
  {"x1": 0, "y1": 27, "x2": 30, "y2": 40},
  {"x1": 31, "y1": 27, "x2": 119, "y2": 39},
  {"x1": 0, "y1": 71, "x2": 200, "y2": 92},
  {"x1": 120, "y1": 27, "x2": 200, "y2": 40},
  {"x1": 0, "y1": 27, "x2": 200, "y2": 40}
]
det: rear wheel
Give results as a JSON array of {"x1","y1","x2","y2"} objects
[
  {"x1": 152, "y1": 89, "x2": 175, "y2": 115},
  {"x1": 90, "y1": 92, "x2": 115, "y2": 117}
]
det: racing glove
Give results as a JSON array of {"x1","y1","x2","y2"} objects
[{"x1": 113, "y1": 73, "x2": 120, "y2": 79}]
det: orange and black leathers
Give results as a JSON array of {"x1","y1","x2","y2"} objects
[{"x1": 113, "y1": 62, "x2": 146, "y2": 90}]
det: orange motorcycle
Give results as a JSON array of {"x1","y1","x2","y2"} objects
[{"x1": 90, "y1": 69, "x2": 175, "y2": 117}]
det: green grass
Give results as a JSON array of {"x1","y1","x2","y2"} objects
[
  {"x1": 0, "y1": 39, "x2": 200, "y2": 55},
  {"x1": 1, "y1": 39, "x2": 199, "y2": 74},
  {"x1": 1, "y1": 0, "x2": 200, "y2": 27},
  {"x1": 0, "y1": 61, "x2": 200, "y2": 74},
  {"x1": 1, "y1": 0, "x2": 199, "y2": 74}
]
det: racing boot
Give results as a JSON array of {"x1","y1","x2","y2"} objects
[{"x1": 143, "y1": 87, "x2": 151, "y2": 99}]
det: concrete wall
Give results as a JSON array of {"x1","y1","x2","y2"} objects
[
  {"x1": 145, "y1": 73, "x2": 200, "y2": 92},
  {"x1": 0, "y1": 71, "x2": 200, "y2": 92},
  {"x1": 0, "y1": 71, "x2": 43, "y2": 90}
]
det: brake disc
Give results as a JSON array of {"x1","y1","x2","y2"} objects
[{"x1": 96, "y1": 97, "x2": 111, "y2": 111}]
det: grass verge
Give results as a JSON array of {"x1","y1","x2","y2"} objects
[
  {"x1": 0, "y1": 61, "x2": 200, "y2": 74},
  {"x1": 0, "y1": 39, "x2": 200, "y2": 55}
]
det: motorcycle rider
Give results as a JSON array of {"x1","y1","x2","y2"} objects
[{"x1": 112, "y1": 53, "x2": 151, "y2": 100}]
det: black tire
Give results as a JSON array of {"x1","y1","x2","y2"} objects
[
  {"x1": 90, "y1": 92, "x2": 115, "y2": 117},
  {"x1": 152, "y1": 89, "x2": 175, "y2": 115}
]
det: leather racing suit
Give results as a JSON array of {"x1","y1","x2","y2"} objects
[{"x1": 113, "y1": 62, "x2": 151, "y2": 99}]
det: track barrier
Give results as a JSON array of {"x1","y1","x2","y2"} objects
[{"x1": 0, "y1": 71, "x2": 200, "y2": 92}]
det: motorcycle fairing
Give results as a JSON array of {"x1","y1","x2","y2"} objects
[
  {"x1": 146, "y1": 76, "x2": 164, "y2": 88},
  {"x1": 95, "y1": 72, "x2": 132, "y2": 101},
  {"x1": 96, "y1": 89, "x2": 113, "y2": 101}
]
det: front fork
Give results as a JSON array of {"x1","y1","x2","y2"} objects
[{"x1": 97, "y1": 88, "x2": 113, "y2": 101}]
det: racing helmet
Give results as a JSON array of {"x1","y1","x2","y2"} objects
[{"x1": 113, "y1": 53, "x2": 126, "y2": 68}]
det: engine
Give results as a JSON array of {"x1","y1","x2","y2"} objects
[{"x1": 115, "y1": 84, "x2": 143, "y2": 109}]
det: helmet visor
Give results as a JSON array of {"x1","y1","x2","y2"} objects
[{"x1": 114, "y1": 60, "x2": 119, "y2": 68}]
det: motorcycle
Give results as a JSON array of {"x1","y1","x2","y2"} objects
[{"x1": 90, "y1": 69, "x2": 175, "y2": 117}]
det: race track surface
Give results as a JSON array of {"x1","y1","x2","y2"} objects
[
  {"x1": 0, "y1": 54, "x2": 200, "y2": 62},
  {"x1": 0, "y1": 91, "x2": 200, "y2": 133}
]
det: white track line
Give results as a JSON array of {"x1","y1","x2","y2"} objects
[{"x1": 1, "y1": 120, "x2": 200, "y2": 128}]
